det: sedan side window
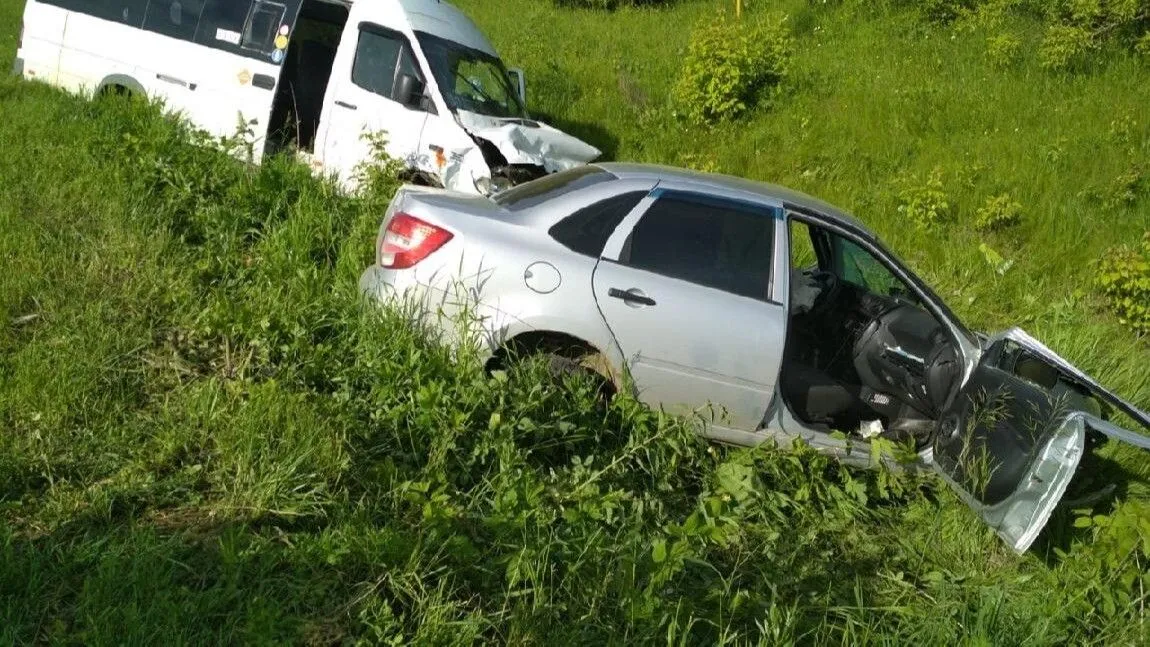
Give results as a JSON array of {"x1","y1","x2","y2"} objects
[
  {"x1": 351, "y1": 26, "x2": 424, "y2": 103},
  {"x1": 832, "y1": 235, "x2": 920, "y2": 304},
  {"x1": 549, "y1": 191, "x2": 648, "y2": 258},
  {"x1": 621, "y1": 193, "x2": 774, "y2": 301}
]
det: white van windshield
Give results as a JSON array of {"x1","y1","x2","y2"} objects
[{"x1": 415, "y1": 31, "x2": 527, "y2": 120}]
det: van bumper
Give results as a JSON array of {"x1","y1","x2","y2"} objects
[{"x1": 11, "y1": 57, "x2": 23, "y2": 77}]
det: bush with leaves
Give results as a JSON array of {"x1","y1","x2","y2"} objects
[
  {"x1": 899, "y1": 0, "x2": 1150, "y2": 69},
  {"x1": 985, "y1": 32, "x2": 1023, "y2": 66},
  {"x1": 1068, "y1": 500, "x2": 1150, "y2": 620},
  {"x1": 896, "y1": 167, "x2": 954, "y2": 229},
  {"x1": 974, "y1": 193, "x2": 1023, "y2": 230},
  {"x1": 1137, "y1": 30, "x2": 1150, "y2": 55},
  {"x1": 1038, "y1": 23, "x2": 1098, "y2": 69},
  {"x1": 672, "y1": 11, "x2": 793, "y2": 125},
  {"x1": 1096, "y1": 232, "x2": 1150, "y2": 335}
]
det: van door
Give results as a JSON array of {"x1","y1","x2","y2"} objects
[
  {"x1": 316, "y1": 19, "x2": 433, "y2": 190},
  {"x1": 150, "y1": 0, "x2": 306, "y2": 153},
  {"x1": 18, "y1": 0, "x2": 69, "y2": 84}
]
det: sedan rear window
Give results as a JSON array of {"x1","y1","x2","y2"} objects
[{"x1": 492, "y1": 165, "x2": 616, "y2": 212}]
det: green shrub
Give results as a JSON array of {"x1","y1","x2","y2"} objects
[
  {"x1": 915, "y1": 0, "x2": 981, "y2": 23},
  {"x1": 1104, "y1": 165, "x2": 1145, "y2": 209},
  {"x1": 1096, "y1": 232, "x2": 1150, "y2": 334},
  {"x1": 672, "y1": 12, "x2": 793, "y2": 125},
  {"x1": 1039, "y1": 23, "x2": 1097, "y2": 70},
  {"x1": 1136, "y1": 31, "x2": 1150, "y2": 56},
  {"x1": 974, "y1": 193, "x2": 1023, "y2": 230},
  {"x1": 896, "y1": 167, "x2": 954, "y2": 229},
  {"x1": 985, "y1": 32, "x2": 1023, "y2": 66},
  {"x1": 901, "y1": 0, "x2": 1150, "y2": 69},
  {"x1": 1071, "y1": 500, "x2": 1150, "y2": 618}
]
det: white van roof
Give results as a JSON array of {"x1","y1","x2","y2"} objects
[{"x1": 396, "y1": 0, "x2": 499, "y2": 57}]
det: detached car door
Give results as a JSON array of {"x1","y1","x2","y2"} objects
[
  {"x1": 932, "y1": 329, "x2": 1150, "y2": 553},
  {"x1": 591, "y1": 188, "x2": 788, "y2": 435}
]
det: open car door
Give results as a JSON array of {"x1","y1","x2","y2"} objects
[{"x1": 932, "y1": 328, "x2": 1150, "y2": 554}]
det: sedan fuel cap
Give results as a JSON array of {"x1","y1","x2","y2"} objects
[{"x1": 524, "y1": 261, "x2": 561, "y2": 294}]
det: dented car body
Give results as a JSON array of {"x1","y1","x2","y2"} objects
[
  {"x1": 359, "y1": 163, "x2": 1150, "y2": 553},
  {"x1": 15, "y1": 0, "x2": 600, "y2": 195}
]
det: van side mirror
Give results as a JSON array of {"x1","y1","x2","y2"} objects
[
  {"x1": 395, "y1": 73, "x2": 426, "y2": 109},
  {"x1": 506, "y1": 68, "x2": 526, "y2": 106}
]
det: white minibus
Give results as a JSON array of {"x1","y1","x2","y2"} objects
[{"x1": 13, "y1": 0, "x2": 602, "y2": 195}]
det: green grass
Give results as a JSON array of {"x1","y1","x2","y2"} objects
[{"x1": 1, "y1": 0, "x2": 1149, "y2": 644}]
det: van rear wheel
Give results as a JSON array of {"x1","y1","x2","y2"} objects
[{"x1": 96, "y1": 84, "x2": 135, "y2": 102}]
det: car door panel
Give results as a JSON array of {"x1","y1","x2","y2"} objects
[
  {"x1": 592, "y1": 188, "x2": 787, "y2": 432},
  {"x1": 931, "y1": 335, "x2": 1111, "y2": 553},
  {"x1": 593, "y1": 260, "x2": 785, "y2": 430}
]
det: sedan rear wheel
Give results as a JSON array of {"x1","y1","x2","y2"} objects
[{"x1": 539, "y1": 352, "x2": 616, "y2": 405}]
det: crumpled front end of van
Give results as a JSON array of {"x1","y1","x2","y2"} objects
[{"x1": 438, "y1": 110, "x2": 602, "y2": 196}]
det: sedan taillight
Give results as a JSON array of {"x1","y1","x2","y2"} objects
[{"x1": 379, "y1": 212, "x2": 453, "y2": 270}]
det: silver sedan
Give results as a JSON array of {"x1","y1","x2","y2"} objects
[{"x1": 360, "y1": 162, "x2": 1150, "y2": 553}]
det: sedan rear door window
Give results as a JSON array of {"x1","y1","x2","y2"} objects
[{"x1": 621, "y1": 193, "x2": 774, "y2": 301}]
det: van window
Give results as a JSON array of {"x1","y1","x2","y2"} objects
[
  {"x1": 195, "y1": 1, "x2": 249, "y2": 45},
  {"x1": 351, "y1": 25, "x2": 424, "y2": 102},
  {"x1": 241, "y1": 1, "x2": 286, "y2": 51},
  {"x1": 46, "y1": 0, "x2": 148, "y2": 26},
  {"x1": 142, "y1": 0, "x2": 204, "y2": 40},
  {"x1": 42, "y1": 0, "x2": 305, "y2": 62}
]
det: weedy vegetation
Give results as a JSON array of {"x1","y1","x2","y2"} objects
[{"x1": 1, "y1": 0, "x2": 1149, "y2": 644}]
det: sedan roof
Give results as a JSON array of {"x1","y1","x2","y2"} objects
[{"x1": 596, "y1": 162, "x2": 875, "y2": 239}]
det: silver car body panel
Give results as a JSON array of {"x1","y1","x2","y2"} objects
[
  {"x1": 360, "y1": 177, "x2": 661, "y2": 376},
  {"x1": 592, "y1": 181, "x2": 788, "y2": 431}
]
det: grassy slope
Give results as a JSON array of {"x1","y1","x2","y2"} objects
[{"x1": 0, "y1": 0, "x2": 1148, "y2": 644}]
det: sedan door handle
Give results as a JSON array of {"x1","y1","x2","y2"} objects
[
  {"x1": 335, "y1": 100, "x2": 358, "y2": 110},
  {"x1": 608, "y1": 287, "x2": 656, "y2": 307}
]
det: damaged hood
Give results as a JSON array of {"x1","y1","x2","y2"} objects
[
  {"x1": 997, "y1": 328, "x2": 1150, "y2": 449},
  {"x1": 456, "y1": 109, "x2": 602, "y2": 173}
]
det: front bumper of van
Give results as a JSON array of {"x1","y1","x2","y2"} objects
[{"x1": 11, "y1": 57, "x2": 23, "y2": 78}]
